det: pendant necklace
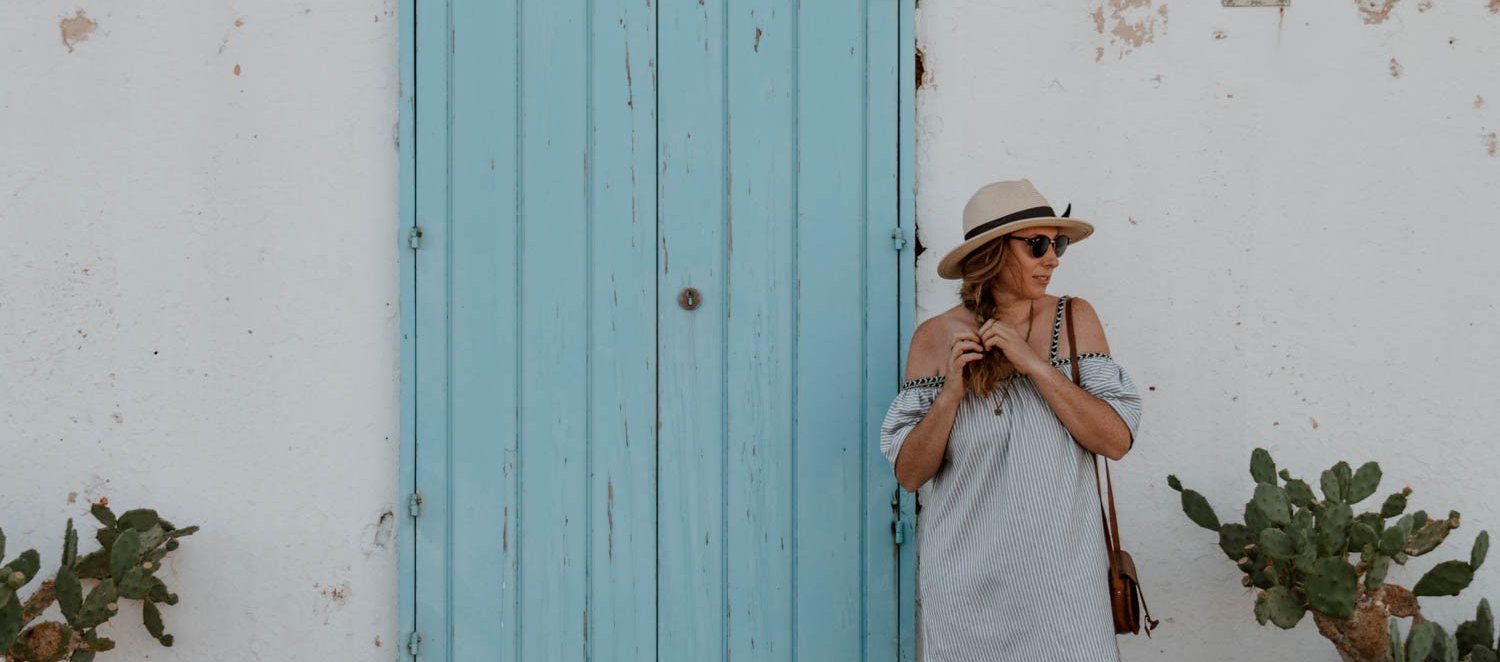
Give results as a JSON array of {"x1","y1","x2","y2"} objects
[{"x1": 992, "y1": 298, "x2": 1036, "y2": 416}]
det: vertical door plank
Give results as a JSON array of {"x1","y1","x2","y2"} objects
[
  {"x1": 725, "y1": 0, "x2": 796, "y2": 659},
  {"x1": 795, "y1": 1, "x2": 868, "y2": 658},
  {"x1": 449, "y1": 0, "x2": 521, "y2": 658},
  {"x1": 517, "y1": 1, "x2": 591, "y2": 659},
  {"x1": 587, "y1": 0, "x2": 659, "y2": 658},
  {"x1": 864, "y1": 1, "x2": 903, "y2": 660},
  {"x1": 657, "y1": 0, "x2": 729, "y2": 659}
]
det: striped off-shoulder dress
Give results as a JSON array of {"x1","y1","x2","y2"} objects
[{"x1": 880, "y1": 295, "x2": 1144, "y2": 662}]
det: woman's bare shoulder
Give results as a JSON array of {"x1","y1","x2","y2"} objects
[
  {"x1": 905, "y1": 306, "x2": 977, "y2": 381},
  {"x1": 1062, "y1": 295, "x2": 1112, "y2": 356}
]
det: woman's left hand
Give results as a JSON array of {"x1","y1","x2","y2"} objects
[{"x1": 978, "y1": 317, "x2": 1049, "y2": 377}]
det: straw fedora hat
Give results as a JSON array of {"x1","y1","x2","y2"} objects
[{"x1": 936, "y1": 179, "x2": 1095, "y2": 280}]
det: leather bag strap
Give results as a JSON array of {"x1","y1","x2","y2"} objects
[
  {"x1": 1066, "y1": 296, "x2": 1122, "y2": 578},
  {"x1": 1138, "y1": 580, "x2": 1160, "y2": 635},
  {"x1": 1107, "y1": 455, "x2": 1123, "y2": 559}
]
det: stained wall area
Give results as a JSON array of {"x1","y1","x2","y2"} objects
[
  {"x1": 915, "y1": 1, "x2": 1500, "y2": 659},
  {"x1": 1, "y1": 2, "x2": 402, "y2": 659}
]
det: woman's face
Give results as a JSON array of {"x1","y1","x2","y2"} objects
[{"x1": 999, "y1": 226, "x2": 1061, "y2": 298}]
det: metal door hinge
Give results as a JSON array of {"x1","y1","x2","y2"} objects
[
  {"x1": 891, "y1": 488, "x2": 909, "y2": 545},
  {"x1": 407, "y1": 226, "x2": 423, "y2": 250},
  {"x1": 406, "y1": 630, "x2": 422, "y2": 657},
  {"x1": 408, "y1": 491, "x2": 424, "y2": 518},
  {"x1": 891, "y1": 227, "x2": 907, "y2": 251}
]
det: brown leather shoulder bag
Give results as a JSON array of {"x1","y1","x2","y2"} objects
[{"x1": 1065, "y1": 296, "x2": 1160, "y2": 638}]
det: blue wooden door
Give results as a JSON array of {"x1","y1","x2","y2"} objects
[{"x1": 404, "y1": 1, "x2": 913, "y2": 660}]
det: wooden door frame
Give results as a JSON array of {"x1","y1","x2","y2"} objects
[
  {"x1": 895, "y1": 4, "x2": 918, "y2": 660},
  {"x1": 395, "y1": 0, "x2": 416, "y2": 658},
  {"x1": 395, "y1": 0, "x2": 918, "y2": 658}
]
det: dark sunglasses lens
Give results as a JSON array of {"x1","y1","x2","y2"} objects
[
  {"x1": 1054, "y1": 235, "x2": 1069, "y2": 257},
  {"x1": 1028, "y1": 236, "x2": 1048, "y2": 258}
]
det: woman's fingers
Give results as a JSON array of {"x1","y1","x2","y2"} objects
[
  {"x1": 953, "y1": 332, "x2": 980, "y2": 349},
  {"x1": 972, "y1": 325, "x2": 996, "y2": 351},
  {"x1": 950, "y1": 347, "x2": 981, "y2": 368},
  {"x1": 945, "y1": 331, "x2": 985, "y2": 389}
]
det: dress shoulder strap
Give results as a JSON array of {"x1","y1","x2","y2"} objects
[{"x1": 1048, "y1": 295, "x2": 1069, "y2": 362}]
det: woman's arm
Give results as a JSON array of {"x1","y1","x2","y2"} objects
[
  {"x1": 892, "y1": 320, "x2": 980, "y2": 492},
  {"x1": 893, "y1": 388, "x2": 962, "y2": 492},
  {"x1": 1029, "y1": 297, "x2": 1133, "y2": 461}
]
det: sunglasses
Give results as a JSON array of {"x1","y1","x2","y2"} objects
[{"x1": 1005, "y1": 233, "x2": 1070, "y2": 259}]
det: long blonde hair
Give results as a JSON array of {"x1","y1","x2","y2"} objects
[{"x1": 955, "y1": 236, "x2": 1031, "y2": 397}]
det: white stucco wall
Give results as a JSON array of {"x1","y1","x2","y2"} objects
[
  {"x1": 916, "y1": 0, "x2": 1500, "y2": 659},
  {"x1": 1, "y1": 2, "x2": 402, "y2": 659},
  {"x1": 3, "y1": 0, "x2": 1497, "y2": 660}
]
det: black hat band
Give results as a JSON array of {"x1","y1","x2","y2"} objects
[{"x1": 963, "y1": 203, "x2": 1072, "y2": 241}]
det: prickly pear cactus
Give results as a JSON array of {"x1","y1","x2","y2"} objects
[
  {"x1": 0, "y1": 500, "x2": 197, "y2": 661},
  {"x1": 1170, "y1": 449, "x2": 1493, "y2": 662}
]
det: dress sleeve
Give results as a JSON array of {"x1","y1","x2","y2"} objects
[
  {"x1": 1074, "y1": 354, "x2": 1144, "y2": 450},
  {"x1": 879, "y1": 376, "x2": 945, "y2": 472}
]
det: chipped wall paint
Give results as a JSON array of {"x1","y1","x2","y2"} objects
[
  {"x1": 1, "y1": 1, "x2": 401, "y2": 660},
  {"x1": 58, "y1": 9, "x2": 97, "y2": 52},
  {"x1": 1356, "y1": 0, "x2": 1401, "y2": 24},
  {"x1": 1093, "y1": 0, "x2": 1170, "y2": 62},
  {"x1": 917, "y1": 0, "x2": 1500, "y2": 659}
]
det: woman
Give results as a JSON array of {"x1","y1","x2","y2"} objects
[{"x1": 880, "y1": 179, "x2": 1144, "y2": 661}]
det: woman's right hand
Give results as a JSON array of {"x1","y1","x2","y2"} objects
[{"x1": 940, "y1": 330, "x2": 985, "y2": 403}]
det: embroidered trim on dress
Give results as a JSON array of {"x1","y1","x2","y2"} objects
[
  {"x1": 1054, "y1": 352, "x2": 1111, "y2": 364},
  {"x1": 897, "y1": 353, "x2": 1114, "y2": 390},
  {"x1": 1048, "y1": 296, "x2": 1069, "y2": 361},
  {"x1": 897, "y1": 375, "x2": 946, "y2": 390}
]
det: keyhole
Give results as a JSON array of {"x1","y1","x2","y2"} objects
[{"x1": 678, "y1": 287, "x2": 701, "y2": 310}]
